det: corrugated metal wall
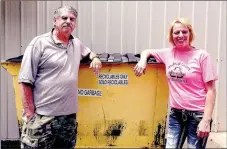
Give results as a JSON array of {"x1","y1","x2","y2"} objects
[{"x1": 0, "y1": 1, "x2": 226, "y2": 140}]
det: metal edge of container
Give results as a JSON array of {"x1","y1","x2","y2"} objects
[{"x1": 1, "y1": 53, "x2": 162, "y2": 64}]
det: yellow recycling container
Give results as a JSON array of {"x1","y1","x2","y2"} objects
[{"x1": 1, "y1": 53, "x2": 169, "y2": 148}]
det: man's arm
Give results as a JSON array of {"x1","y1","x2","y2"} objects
[
  {"x1": 79, "y1": 39, "x2": 102, "y2": 75},
  {"x1": 89, "y1": 51, "x2": 99, "y2": 61},
  {"x1": 19, "y1": 82, "x2": 35, "y2": 121}
]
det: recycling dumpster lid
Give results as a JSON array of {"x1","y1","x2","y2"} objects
[{"x1": 2, "y1": 53, "x2": 162, "y2": 64}]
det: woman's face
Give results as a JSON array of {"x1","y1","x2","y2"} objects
[{"x1": 172, "y1": 23, "x2": 190, "y2": 48}]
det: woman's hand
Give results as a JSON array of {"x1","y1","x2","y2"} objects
[
  {"x1": 134, "y1": 58, "x2": 147, "y2": 77},
  {"x1": 197, "y1": 119, "x2": 211, "y2": 138}
]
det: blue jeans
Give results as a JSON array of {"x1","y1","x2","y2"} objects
[{"x1": 166, "y1": 108, "x2": 212, "y2": 149}]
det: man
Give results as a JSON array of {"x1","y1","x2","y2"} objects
[{"x1": 18, "y1": 6, "x2": 102, "y2": 148}]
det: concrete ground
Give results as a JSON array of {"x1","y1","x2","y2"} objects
[
  {"x1": 208, "y1": 132, "x2": 227, "y2": 148},
  {"x1": 182, "y1": 132, "x2": 226, "y2": 148}
]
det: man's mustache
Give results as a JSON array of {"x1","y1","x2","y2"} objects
[{"x1": 63, "y1": 23, "x2": 71, "y2": 27}]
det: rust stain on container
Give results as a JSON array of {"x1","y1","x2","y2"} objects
[
  {"x1": 93, "y1": 123, "x2": 102, "y2": 141},
  {"x1": 139, "y1": 120, "x2": 148, "y2": 136}
]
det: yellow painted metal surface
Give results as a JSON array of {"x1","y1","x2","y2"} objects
[{"x1": 1, "y1": 62, "x2": 169, "y2": 148}]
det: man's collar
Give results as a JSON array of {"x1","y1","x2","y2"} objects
[{"x1": 51, "y1": 28, "x2": 74, "y2": 44}]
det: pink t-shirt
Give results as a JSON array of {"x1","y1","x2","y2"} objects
[{"x1": 151, "y1": 48, "x2": 218, "y2": 112}]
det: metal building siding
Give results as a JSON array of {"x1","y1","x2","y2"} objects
[
  {"x1": 1, "y1": 0, "x2": 21, "y2": 139},
  {"x1": 215, "y1": 1, "x2": 226, "y2": 132},
  {"x1": 0, "y1": 1, "x2": 226, "y2": 139},
  {"x1": 0, "y1": 0, "x2": 6, "y2": 141}
]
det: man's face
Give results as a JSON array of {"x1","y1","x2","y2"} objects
[{"x1": 54, "y1": 9, "x2": 76, "y2": 35}]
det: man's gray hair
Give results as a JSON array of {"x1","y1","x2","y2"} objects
[{"x1": 54, "y1": 6, "x2": 78, "y2": 18}]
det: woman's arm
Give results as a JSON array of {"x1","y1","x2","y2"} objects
[
  {"x1": 197, "y1": 80, "x2": 216, "y2": 138},
  {"x1": 203, "y1": 80, "x2": 216, "y2": 122},
  {"x1": 134, "y1": 49, "x2": 156, "y2": 77}
]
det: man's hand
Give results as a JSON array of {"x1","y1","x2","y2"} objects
[
  {"x1": 197, "y1": 119, "x2": 211, "y2": 138},
  {"x1": 134, "y1": 58, "x2": 147, "y2": 77},
  {"x1": 90, "y1": 57, "x2": 102, "y2": 75},
  {"x1": 26, "y1": 110, "x2": 35, "y2": 122}
]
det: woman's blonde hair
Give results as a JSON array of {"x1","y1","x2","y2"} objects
[{"x1": 168, "y1": 18, "x2": 195, "y2": 46}]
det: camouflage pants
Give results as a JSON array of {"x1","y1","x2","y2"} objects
[{"x1": 20, "y1": 113, "x2": 77, "y2": 149}]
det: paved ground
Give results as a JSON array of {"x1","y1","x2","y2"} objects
[
  {"x1": 208, "y1": 132, "x2": 227, "y2": 148},
  {"x1": 182, "y1": 138, "x2": 221, "y2": 148},
  {"x1": 182, "y1": 132, "x2": 226, "y2": 148},
  {"x1": 204, "y1": 137, "x2": 222, "y2": 148}
]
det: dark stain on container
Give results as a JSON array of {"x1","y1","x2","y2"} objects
[
  {"x1": 105, "y1": 120, "x2": 126, "y2": 146},
  {"x1": 141, "y1": 147, "x2": 149, "y2": 149},
  {"x1": 139, "y1": 120, "x2": 148, "y2": 136},
  {"x1": 93, "y1": 119, "x2": 126, "y2": 146},
  {"x1": 93, "y1": 123, "x2": 101, "y2": 140},
  {"x1": 105, "y1": 122, "x2": 124, "y2": 139},
  {"x1": 18, "y1": 120, "x2": 23, "y2": 136},
  {"x1": 153, "y1": 122, "x2": 166, "y2": 147},
  {"x1": 108, "y1": 144, "x2": 116, "y2": 146}
]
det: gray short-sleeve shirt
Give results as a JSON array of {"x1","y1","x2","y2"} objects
[{"x1": 18, "y1": 30, "x2": 91, "y2": 116}]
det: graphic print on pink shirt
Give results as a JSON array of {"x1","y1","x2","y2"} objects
[{"x1": 168, "y1": 62, "x2": 189, "y2": 83}]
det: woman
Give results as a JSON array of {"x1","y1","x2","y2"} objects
[{"x1": 134, "y1": 18, "x2": 218, "y2": 148}]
